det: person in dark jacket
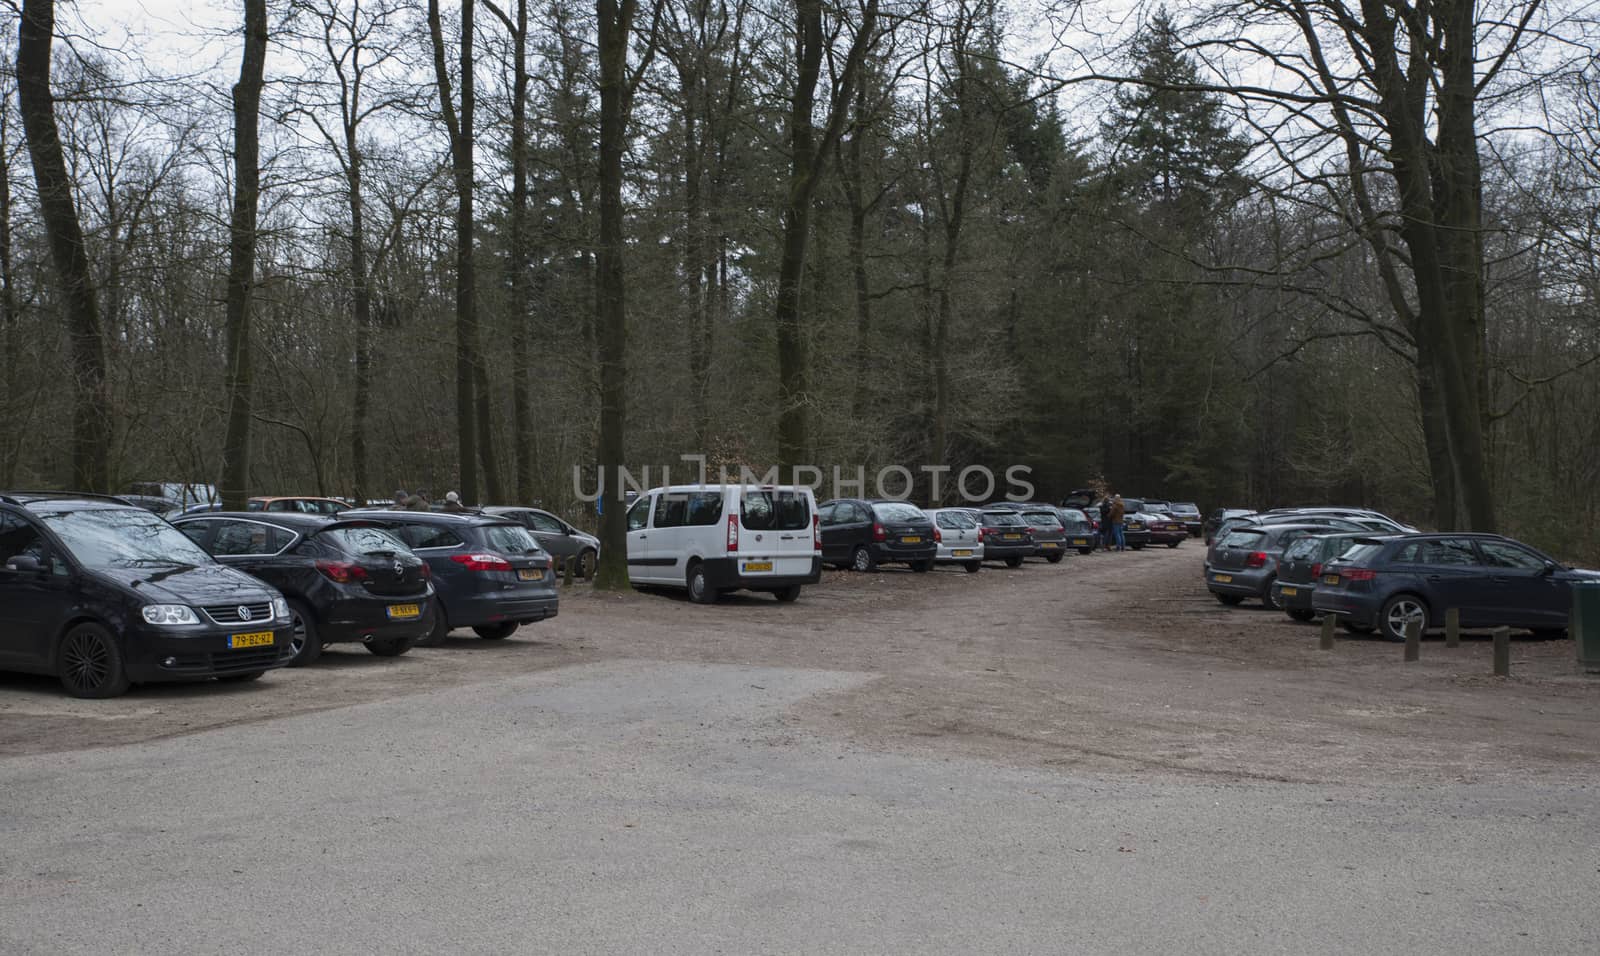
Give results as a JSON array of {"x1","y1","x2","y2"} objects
[
  {"x1": 1098, "y1": 498, "x2": 1114, "y2": 551},
  {"x1": 442, "y1": 491, "x2": 467, "y2": 512},
  {"x1": 391, "y1": 489, "x2": 410, "y2": 511},
  {"x1": 406, "y1": 489, "x2": 431, "y2": 511}
]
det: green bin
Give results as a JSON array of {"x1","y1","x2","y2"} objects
[{"x1": 1575, "y1": 581, "x2": 1600, "y2": 673}]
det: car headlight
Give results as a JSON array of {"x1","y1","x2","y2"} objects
[
  {"x1": 271, "y1": 597, "x2": 290, "y2": 621},
  {"x1": 142, "y1": 605, "x2": 200, "y2": 626}
]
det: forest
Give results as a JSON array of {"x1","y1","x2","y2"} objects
[{"x1": 1, "y1": 0, "x2": 1598, "y2": 573}]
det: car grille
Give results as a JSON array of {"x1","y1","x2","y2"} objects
[
  {"x1": 160, "y1": 647, "x2": 285, "y2": 674},
  {"x1": 203, "y1": 603, "x2": 274, "y2": 625}
]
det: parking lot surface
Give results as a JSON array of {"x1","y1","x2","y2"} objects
[{"x1": 4, "y1": 546, "x2": 1599, "y2": 952}]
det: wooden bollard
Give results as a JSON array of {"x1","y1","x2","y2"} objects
[
  {"x1": 563, "y1": 555, "x2": 575, "y2": 588},
  {"x1": 1445, "y1": 608, "x2": 1460, "y2": 648},
  {"x1": 1493, "y1": 627, "x2": 1511, "y2": 676},
  {"x1": 1404, "y1": 618, "x2": 1421, "y2": 662},
  {"x1": 1320, "y1": 614, "x2": 1336, "y2": 651}
]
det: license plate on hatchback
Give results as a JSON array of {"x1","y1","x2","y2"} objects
[
  {"x1": 1280, "y1": 586, "x2": 1298, "y2": 597},
  {"x1": 1323, "y1": 574, "x2": 1340, "y2": 585},
  {"x1": 1004, "y1": 533, "x2": 1021, "y2": 540},
  {"x1": 1040, "y1": 542, "x2": 1058, "y2": 549},
  {"x1": 229, "y1": 631, "x2": 274, "y2": 649},
  {"x1": 744, "y1": 561, "x2": 773, "y2": 573},
  {"x1": 1072, "y1": 538, "x2": 1089, "y2": 546},
  {"x1": 386, "y1": 603, "x2": 421, "y2": 620},
  {"x1": 517, "y1": 568, "x2": 542, "y2": 582},
  {"x1": 902, "y1": 536, "x2": 922, "y2": 544},
  {"x1": 1213, "y1": 574, "x2": 1233, "y2": 584},
  {"x1": 953, "y1": 549, "x2": 973, "y2": 557}
]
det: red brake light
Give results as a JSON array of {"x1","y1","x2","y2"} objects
[
  {"x1": 872, "y1": 523, "x2": 886, "y2": 542},
  {"x1": 934, "y1": 527, "x2": 942, "y2": 543},
  {"x1": 315, "y1": 560, "x2": 367, "y2": 583},
  {"x1": 1245, "y1": 551, "x2": 1267, "y2": 569},
  {"x1": 1345, "y1": 568, "x2": 1377, "y2": 582},
  {"x1": 976, "y1": 528, "x2": 985, "y2": 542},
  {"x1": 1310, "y1": 562, "x2": 1322, "y2": 578},
  {"x1": 727, "y1": 513, "x2": 739, "y2": 551},
  {"x1": 419, "y1": 562, "x2": 431, "y2": 578},
  {"x1": 813, "y1": 513, "x2": 821, "y2": 551},
  {"x1": 450, "y1": 553, "x2": 513, "y2": 572}
]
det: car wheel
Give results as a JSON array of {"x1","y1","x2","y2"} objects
[
  {"x1": 1166, "y1": 541, "x2": 1180, "y2": 549},
  {"x1": 1261, "y1": 577, "x2": 1281, "y2": 609},
  {"x1": 216, "y1": 670, "x2": 266, "y2": 682},
  {"x1": 286, "y1": 602, "x2": 323, "y2": 667},
  {"x1": 1341, "y1": 620, "x2": 1375, "y2": 635},
  {"x1": 1004, "y1": 556, "x2": 1024, "y2": 568},
  {"x1": 1379, "y1": 594, "x2": 1428, "y2": 642},
  {"x1": 964, "y1": 561, "x2": 982, "y2": 573},
  {"x1": 1287, "y1": 609, "x2": 1317, "y2": 623},
  {"x1": 471, "y1": 623, "x2": 518, "y2": 640},
  {"x1": 774, "y1": 585, "x2": 802, "y2": 603},
  {"x1": 1214, "y1": 593, "x2": 1244, "y2": 606},
  {"x1": 851, "y1": 546, "x2": 876, "y2": 573},
  {"x1": 577, "y1": 548, "x2": 597, "y2": 579},
  {"x1": 1077, "y1": 548, "x2": 1093, "y2": 556},
  {"x1": 415, "y1": 601, "x2": 449, "y2": 647},
  {"x1": 687, "y1": 561, "x2": 719, "y2": 604},
  {"x1": 367, "y1": 636, "x2": 416, "y2": 656},
  {"x1": 57, "y1": 623, "x2": 131, "y2": 699},
  {"x1": 1130, "y1": 543, "x2": 1145, "y2": 551},
  {"x1": 911, "y1": 560, "x2": 932, "y2": 573},
  {"x1": 1045, "y1": 553, "x2": 1064, "y2": 564}
]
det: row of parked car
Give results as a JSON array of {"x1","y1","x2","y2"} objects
[{"x1": 1201, "y1": 506, "x2": 1598, "y2": 641}]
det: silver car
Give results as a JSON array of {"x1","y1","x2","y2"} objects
[{"x1": 926, "y1": 508, "x2": 985, "y2": 573}]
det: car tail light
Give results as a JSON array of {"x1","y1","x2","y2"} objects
[
  {"x1": 934, "y1": 527, "x2": 943, "y2": 543},
  {"x1": 315, "y1": 560, "x2": 367, "y2": 583},
  {"x1": 1245, "y1": 551, "x2": 1267, "y2": 569},
  {"x1": 1345, "y1": 568, "x2": 1378, "y2": 582},
  {"x1": 727, "y1": 513, "x2": 739, "y2": 552},
  {"x1": 1310, "y1": 563, "x2": 1322, "y2": 578},
  {"x1": 450, "y1": 553, "x2": 513, "y2": 572},
  {"x1": 976, "y1": 528, "x2": 985, "y2": 542},
  {"x1": 872, "y1": 523, "x2": 886, "y2": 542},
  {"x1": 812, "y1": 513, "x2": 821, "y2": 551}
]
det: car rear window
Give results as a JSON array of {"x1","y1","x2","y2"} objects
[
  {"x1": 1218, "y1": 528, "x2": 1266, "y2": 548},
  {"x1": 741, "y1": 490, "x2": 810, "y2": 531},
  {"x1": 481, "y1": 524, "x2": 542, "y2": 555},
  {"x1": 1283, "y1": 538, "x2": 1317, "y2": 559},
  {"x1": 323, "y1": 526, "x2": 409, "y2": 556},
  {"x1": 1337, "y1": 543, "x2": 1386, "y2": 565},
  {"x1": 1022, "y1": 512, "x2": 1062, "y2": 528},
  {"x1": 872, "y1": 502, "x2": 926, "y2": 523},
  {"x1": 934, "y1": 511, "x2": 975, "y2": 530},
  {"x1": 982, "y1": 511, "x2": 1024, "y2": 527}
]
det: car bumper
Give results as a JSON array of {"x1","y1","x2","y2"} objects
[
  {"x1": 1312, "y1": 590, "x2": 1380, "y2": 627},
  {"x1": 1123, "y1": 530, "x2": 1152, "y2": 547},
  {"x1": 983, "y1": 542, "x2": 1036, "y2": 559},
  {"x1": 703, "y1": 556, "x2": 823, "y2": 590},
  {"x1": 320, "y1": 593, "x2": 436, "y2": 644},
  {"x1": 1148, "y1": 530, "x2": 1186, "y2": 544},
  {"x1": 936, "y1": 544, "x2": 984, "y2": 562},
  {"x1": 1182, "y1": 520, "x2": 1203, "y2": 536},
  {"x1": 448, "y1": 589, "x2": 561, "y2": 627},
  {"x1": 123, "y1": 621, "x2": 297, "y2": 682},
  {"x1": 1206, "y1": 568, "x2": 1274, "y2": 597},
  {"x1": 1271, "y1": 581, "x2": 1318, "y2": 611},
  {"x1": 1031, "y1": 539, "x2": 1068, "y2": 556},
  {"x1": 870, "y1": 543, "x2": 937, "y2": 564}
]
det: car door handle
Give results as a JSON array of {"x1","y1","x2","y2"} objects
[
  {"x1": 780, "y1": 534, "x2": 797, "y2": 540},
  {"x1": 1490, "y1": 576, "x2": 1508, "y2": 584},
  {"x1": 637, "y1": 534, "x2": 647, "y2": 540},
  {"x1": 1426, "y1": 575, "x2": 1443, "y2": 582}
]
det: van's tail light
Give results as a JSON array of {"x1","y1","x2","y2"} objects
[
  {"x1": 872, "y1": 523, "x2": 886, "y2": 542},
  {"x1": 934, "y1": 527, "x2": 942, "y2": 543},
  {"x1": 315, "y1": 560, "x2": 367, "y2": 583},
  {"x1": 727, "y1": 513, "x2": 739, "y2": 551},
  {"x1": 1310, "y1": 562, "x2": 1322, "y2": 578},
  {"x1": 1245, "y1": 551, "x2": 1268, "y2": 569},
  {"x1": 450, "y1": 553, "x2": 513, "y2": 572},
  {"x1": 812, "y1": 513, "x2": 821, "y2": 551},
  {"x1": 1345, "y1": 568, "x2": 1378, "y2": 582}
]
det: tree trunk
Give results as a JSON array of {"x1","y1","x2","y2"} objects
[
  {"x1": 347, "y1": 118, "x2": 372, "y2": 510},
  {"x1": 17, "y1": 0, "x2": 111, "y2": 492},
  {"x1": 680, "y1": 59, "x2": 709, "y2": 449},
  {"x1": 507, "y1": 0, "x2": 534, "y2": 503},
  {"x1": 0, "y1": 94, "x2": 18, "y2": 486}
]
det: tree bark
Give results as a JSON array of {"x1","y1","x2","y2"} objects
[
  {"x1": 504, "y1": 0, "x2": 534, "y2": 503},
  {"x1": 0, "y1": 91, "x2": 19, "y2": 486},
  {"x1": 17, "y1": 0, "x2": 111, "y2": 492}
]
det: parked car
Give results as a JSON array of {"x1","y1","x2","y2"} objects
[
  {"x1": 1062, "y1": 489, "x2": 1099, "y2": 511},
  {"x1": 977, "y1": 510, "x2": 1036, "y2": 567},
  {"x1": 1263, "y1": 507, "x2": 1415, "y2": 534},
  {"x1": 246, "y1": 496, "x2": 351, "y2": 516},
  {"x1": 173, "y1": 512, "x2": 433, "y2": 665},
  {"x1": 1169, "y1": 502, "x2": 1203, "y2": 536},
  {"x1": 1206, "y1": 523, "x2": 1334, "y2": 608},
  {"x1": 1142, "y1": 498, "x2": 1173, "y2": 517},
  {"x1": 820, "y1": 498, "x2": 937, "y2": 573},
  {"x1": 342, "y1": 509, "x2": 558, "y2": 640},
  {"x1": 1018, "y1": 508, "x2": 1069, "y2": 563},
  {"x1": 127, "y1": 481, "x2": 217, "y2": 510},
  {"x1": 1143, "y1": 511, "x2": 1188, "y2": 548},
  {"x1": 1204, "y1": 508, "x2": 1255, "y2": 544},
  {"x1": 482, "y1": 506, "x2": 601, "y2": 578},
  {"x1": 0, "y1": 492, "x2": 294, "y2": 697},
  {"x1": 1314, "y1": 533, "x2": 1599, "y2": 641},
  {"x1": 121, "y1": 494, "x2": 180, "y2": 514},
  {"x1": 1119, "y1": 498, "x2": 1153, "y2": 550},
  {"x1": 1271, "y1": 532, "x2": 1369, "y2": 622},
  {"x1": 1206, "y1": 513, "x2": 1367, "y2": 568},
  {"x1": 1055, "y1": 507, "x2": 1098, "y2": 554},
  {"x1": 627, "y1": 484, "x2": 821, "y2": 601},
  {"x1": 927, "y1": 507, "x2": 984, "y2": 572}
]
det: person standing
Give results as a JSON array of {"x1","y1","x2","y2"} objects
[
  {"x1": 407, "y1": 489, "x2": 432, "y2": 511},
  {"x1": 1109, "y1": 495, "x2": 1127, "y2": 551},
  {"x1": 442, "y1": 491, "x2": 467, "y2": 512},
  {"x1": 1098, "y1": 497, "x2": 1114, "y2": 551},
  {"x1": 391, "y1": 489, "x2": 410, "y2": 511}
]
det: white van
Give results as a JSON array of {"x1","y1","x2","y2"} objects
[{"x1": 624, "y1": 484, "x2": 822, "y2": 603}]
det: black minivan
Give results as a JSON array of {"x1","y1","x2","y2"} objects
[{"x1": 0, "y1": 493, "x2": 294, "y2": 697}]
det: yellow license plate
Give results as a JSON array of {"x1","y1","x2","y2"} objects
[
  {"x1": 386, "y1": 603, "x2": 421, "y2": 620},
  {"x1": 1040, "y1": 542, "x2": 1058, "y2": 549},
  {"x1": 1072, "y1": 538, "x2": 1089, "y2": 546},
  {"x1": 1323, "y1": 574, "x2": 1340, "y2": 585},
  {"x1": 744, "y1": 561, "x2": 773, "y2": 573},
  {"x1": 1004, "y1": 533, "x2": 1022, "y2": 540},
  {"x1": 1213, "y1": 574, "x2": 1233, "y2": 584},
  {"x1": 229, "y1": 631, "x2": 274, "y2": 649},
  {"x1": 902, "y1": 536, "x2": 922, "y2": 544},
  {"x1": 1280, "y1": 587, "x2": 1298, "y2": 597},
  {"x1": 953, "y1": 549, "x2": 973, "y2": 557},
  {"x1": 517, "y1": 568, "x2": 542, "y2": 581}
]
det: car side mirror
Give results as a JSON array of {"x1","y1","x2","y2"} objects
[
  {"x1": 5, "y1": 554, "x2": 44, "y2": 574},
  {"x1": 1542, "y1": 561, "x2": 1559, "y2": 576}
]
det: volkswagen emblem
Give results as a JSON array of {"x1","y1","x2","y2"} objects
[
  {"x1": 394, "y1": 560, "x2": 403, "y2": 575},
  {"x1": 237, "y1": 605, "x2": 253, "y2": 621}
]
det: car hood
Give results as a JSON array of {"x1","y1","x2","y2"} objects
[
  {"x1": 1560, "y1": 568, "x2": 1600, "y2": 581},
  {"x1": 97, "y1": 562, "x2": 277, "y2": 605}
]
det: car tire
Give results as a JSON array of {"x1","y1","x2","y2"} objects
[
  {"x1": 1287, "y1": 609, "x2": 1317, "y2": 623},
  {"x1": 850, "y1": 546, "x2": 876, "y2": 573},
  {"x1": 471, "y1": 623, "x2": 518, "y2": 640},
  {"x1": 1166, "y1": 541, "x2": 1180, "y2": 549},
  {"x1": 577, "y1": 548, "x2": 597, "y2": 579},
  {"x1": 1045, "y1": 553, "x2": 1064, "y2": 564},
  {"x1": 216, "y1": 670, "x2": 266, "y2": 682},
  {"x1": 774, "y1": 585, "x2": 802, "y2": 603},
  {"x1": 1214, "y1": 592, "x2": 1244, "y2": 606},
  {"x1": 964, "y1": 560, "x2": 982, "y2": 573},
  {"x1": 1004, "y1": 556, "x2": 1024, "y2": 568},
  {"x1": 1077, "y1": 548, "x2": 1093, "y2": 556},
  {"x1": 1379, "y1": 594, "x2": 1429, "y2": 642},
  {"x1": 367, "y1": 636, "x2": 416, "y2": 655},
  {"x1": 687, "y1": 561, "x2": 719, "y2": 604},
  {"x1": 1341, "y1": 620, "x2": 1375, "y2": 635},
  {"x1": 286, "y1": 602, "x2": 323, "y2": 667},
  {"x1": 56, "y1": 623, "x2": 131, "y2": 699},
  {"x1": 1130, "y1": 543, "x2": 1145, "y2": 551},
  {"x1": 1261, "y1": 577, "x2": 1281, "y2": 610},
  {"x1": 911, "y1": 560, "x2": 933, "y2": 573},
  {"x1": 416, "y1": 601, "x2": 450, "y2": 647}
]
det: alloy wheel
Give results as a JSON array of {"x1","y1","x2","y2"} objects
[
  {"x1": 61, "y1": 630, "x2": 111, "y2": 694},
  {"x1": 1385, "y1": 598, "x2": 1427, "y2": 639}
]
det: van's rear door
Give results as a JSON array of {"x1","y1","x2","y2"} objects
[{"x1": 736, "y1": 488, "x2": 815, "y2": 579}]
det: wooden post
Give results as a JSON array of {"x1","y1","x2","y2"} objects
[
  {"x1": 1404, "y1": 618, "x2": 1421, "y2": 662},
  {"x1": 1493, "y1": 627, "x2": 1511, "y2": 677},
  {"x1": 1320, "y1": 614, "x2": 1336, "y2": 651},
  {"x1": 1445, "y1": 608, "x2": 1460, "y2": 648},
  {"x1": 563, "y1": 555, "x2": 574, "y2": 588}
]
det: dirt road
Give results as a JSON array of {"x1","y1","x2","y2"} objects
[{"x1": 4, "y1": 544, "x2": 1598, "y2": 785}]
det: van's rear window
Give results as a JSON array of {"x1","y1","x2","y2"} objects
[{"x1": 741, "y1": 491, "x2": 809, "y2": 531}]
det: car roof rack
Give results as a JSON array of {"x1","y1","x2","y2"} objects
[{"x1": 0, "y1": 491, "x2": 134, "y2": 506}]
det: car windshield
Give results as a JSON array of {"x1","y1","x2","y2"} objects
[
  {"x1": 1022, "y1": 512, "x2": 1062, "y2": 528},
  {"x1": 1121, "y1": 500, "x2": 1145, "y2": 514},
  {"x1": 323, "y1": 526, "x2": 410, "y2": 556},
  {"x1": 983, "y1": 511, "x2": 1024, "y2": 527},
  {"x1": 1218, "y1": 528, "x2": 1266, "y2": 548},
  {"x1": 872, "y1": 502, "x2": 926, "y2": 522},
  {"x1": 482, "y1": 524, "x2": 543, "y2": 555},
  {"x1": 38, "y1": 507, "x2": 214, "y2": 570}
]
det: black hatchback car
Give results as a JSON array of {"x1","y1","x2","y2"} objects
[
  {"x1": 819, "y1": 499, "x2": 937, "y2": 572},
  {"x1": 173, "y1": 513, "x2": 434, "y2": 666},
  {"x1": 976, "y1": 510, "x2": 1036, "y2": 567},
  {"x1": 0, "y1": 493, "x2": 294, "y2": 697},
  {"x1": 1314, "y1": 533, "x2": 1600, "y2": 641},
  {"x1": 1271, "y1": 532, "x2": 1368, "y2": 622},
  {"x1": 342, "y1": 510, "x2": 558, "y2": 643}
]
